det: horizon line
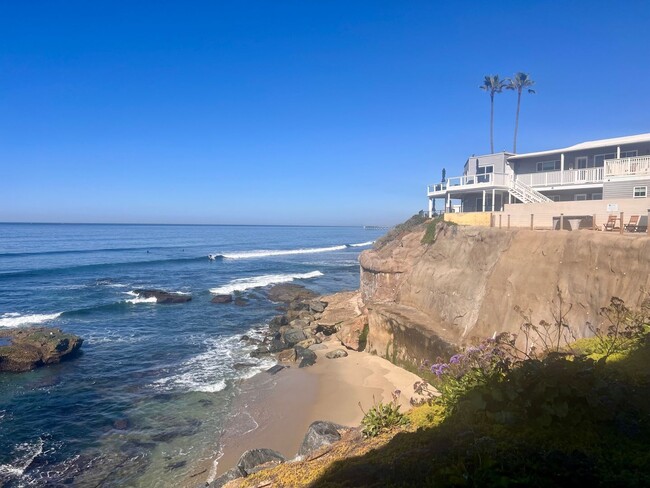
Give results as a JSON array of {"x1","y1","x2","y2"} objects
[{"x1": 0, "y1": 221, "x2": 392, "y2": 228}]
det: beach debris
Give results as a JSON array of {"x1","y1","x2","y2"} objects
[
  {"x1": 0, "y1": 327, "x2": 83, "y2": 373},
  {"x1": 211, "y1": 294, "x2": 233, "y2": 304},
  {"x1": 132, "y1": 289, "x2": 191, "y2": 304},
  {"x1": 265, "y1": 364, "x2": 286, "y2": 375},
  {"x1": 325, "y1": 349, "x2": 349, "y2": 359}
]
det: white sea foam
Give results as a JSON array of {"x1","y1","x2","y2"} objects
[
  {"x1": 0, "y1": 438, "x2": 44, "y2": 478},
  {"x1": 0, "y1": 312, "x2": 62, "y2": 328},
  {"x1": 124, "y1": 291, "x2": 157, "y2": 304},
  {"x1": 152, "y1": 330, "x2": 276, "y2": 394},
  {"x1": 209, "y1": 271, "x2": 323, "y2": 295},
  {"x1": 350, "y1": 240, "x2": 375, "y2": 247}
]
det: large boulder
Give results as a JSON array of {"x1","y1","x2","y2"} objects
[
  {"x1": 236, "y1": 448, "x2": 286, "y2": 476},
  {"x1": 0, "y1": 327, "x2": 83, "y2": 373},
  {"x1": 298, "y1": 421, "x2": 345, "y2": 457},
  {"x1": 211, "y1": 294, "x2": 232, "y2": 304},
  {"x1": 295, "y1": 346, "x2": 317, "y2": 368},
  {"x1": 132, "y1": 289, "x2": 191, "y2": 304},
  {"x1": 267, "y1": 284, "x2": 317, "y2": 304},
  {"x1": 282, "y1": 327, "x2": 307, "y2": 347},
  {"x1": 209, "y1": 467, "x2": 243, "y2": 488}
]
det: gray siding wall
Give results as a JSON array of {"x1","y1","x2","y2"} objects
[
  {"x1": 512, "y1": 142, "x2": 650, "y2": 175},
  {"x1": 603, "y1": 178, "x2": 650, "y2": 200},
  {"x1": 463, "y1": 153, "x2": 512, "y2": 176},
  {"x1": 541, "y1": 189, "x2": 603, "y2": 202}
]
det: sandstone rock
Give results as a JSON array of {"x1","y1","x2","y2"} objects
[
  {"x1": 277, "y1": 348, "x2": 297, "y2": 363},
  {"x1": 236, "y1": 448, "x2": 285, "y2": 476},
  {"x1": 132, "y1": 289, "x2": 191, "y2": 304},
  {"x1": 325, "y1": 349, "x2": 349, "y2": 359},
  {"x1": 308, "y1": 343, "x2": 328, "y2": 351},
  {"x1": 295, "y1": 346, "x2": 317, "y2": 368},
  {"x1": 289, "y1": 318, "x2": 310, "y2": 329},
  {"x1": 336, "y1": 315, "x2": 369, "y2": 351},
  {"x1": 309, "y1": 301, "x2": 326, "y2": 313},
  {"x1": 298, "y1": 421, "x2": 345, "y2": 457},
  {"x1": 282, "y1": 327, "x2": 307, "y2": 347},
  {"x1": 296, "y1": 338, "x2": 318, "y2": 349},
  {"x1": 0, "y1": 327, "x2": 83, "y2": 373},
  {"x1": 211, "y1": 294, "x2": 232, "y2": 304},
  {"x1": 267, "y1": 284, "x2": 317, "y2": 304}
]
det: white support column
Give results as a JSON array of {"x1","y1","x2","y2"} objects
[
  {"x1": 560, "y1": 153, "x2": 565, "y2": 184},
  {"x1": 508, "y1": 192, "x2": 512, "y2": 204},
  {"x1": 617, "y1": 145, "x2": 621, "y2": 159},
  {"x1": 482, "y1": 190, "x2": 486, "y2": 212},
  {"x1": 447, "y1": 192, "x2": 451, "y2": 213},
  {"x1": 428, "y1": 198, "x2": 433, "y2": 218},
  {"x1": 492, "y1": 188, "x2": 495, "y2": 212}
]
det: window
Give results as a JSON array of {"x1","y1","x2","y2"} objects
[
  {"x1": 536, "y1": 160, "x2": 561, "y2": 172},
  {"x1": 550, "y1": 195, "x2": 561, "y2": 202},
  {"x1": 576, "y1": 156, "x2": 592, "y2": 169},
  {"x1": 594, "y1": 153, "x2": 616, "y2": 167},
  {"x1": 476, "y1": 165, "x2": 493, "y2": 183},
  {"x1": 633, "y1": 186, "x2": 647, "y2": 198},
  {"x1": 592, "y1": 193, "x2": 603, "y2": 200},
  {"x1": 621, "y1": 150, "x2": 638, "y2": 158},
  {"x1": 574, "y1": 194, "x2": 588, "y2": 201}
]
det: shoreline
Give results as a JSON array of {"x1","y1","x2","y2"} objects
[{"x1": 206, "y1": 339, "x2": 424, "y2": 483}]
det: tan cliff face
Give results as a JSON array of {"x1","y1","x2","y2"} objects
[{"x1": 358, "y1": 222, "x2": 650, "y2": 366}]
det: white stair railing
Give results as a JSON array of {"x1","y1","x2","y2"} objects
[{"x1": 509, "y1": 177, "x2": 553, "y2": 204}]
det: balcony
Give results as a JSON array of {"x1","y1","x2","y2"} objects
[
  {"x1": 605, "y1": 155, "x2": 650, "y2": 177},
  {"x1": 515, "y1": 167, "x2": 604, "y2": 187},
  {"x1": 427, "y1": 173, "x2": 511, "y2": 196}
]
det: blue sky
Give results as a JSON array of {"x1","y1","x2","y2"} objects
[{"x1": 1, "y1": 1, "x2": 649, "y2": 226}]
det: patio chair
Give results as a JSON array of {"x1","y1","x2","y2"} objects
[
  {"x1": 625, "y1": 215, "x2": 641, "y2": 232},
  {"x1": 602, "y1": 214, "x2": 618, "y2": 231}
]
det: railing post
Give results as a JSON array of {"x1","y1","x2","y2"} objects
[
  {"x1": 560, "y1": 213, "x2": 564, "y2": 231},
  {"x1": 620, "y1": 212, "x2": 624, "y2": 235},
  {"x1": 530, "y1": 214, "x2": 534, "y2": 230},
  {"x1": 490, "y1": 213, "x2": 494, "y2": 228},
  {"x1": 507, "y1": 215, "x2": 511, "y2": 229},
  {"x1": 592, "y1": 214, "x2": 596, "y2": 231},
  {"x1": 499, "y1": 214, "x2": 502, "y2": 229},
  {"x1": 647, "y1": 209, "x2": 650, "y2": 236}
]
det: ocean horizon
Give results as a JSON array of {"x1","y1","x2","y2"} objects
[{"x1": 0, "y1": 223, "x2": 384, "y2": 486}]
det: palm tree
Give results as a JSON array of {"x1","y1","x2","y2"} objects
[
  {"x1": 480, "y1": 75, "x2": 507, "y2": 153},
  {"x1": 506, "y1": 72, "x2": 535, "y2": 153}
]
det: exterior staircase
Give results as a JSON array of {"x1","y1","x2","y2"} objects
[{"x1": 508, "y1": 178, "x2": 553, "y2": 204}]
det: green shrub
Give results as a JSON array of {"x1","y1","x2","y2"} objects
[{"x1": 360, "y1": 392, "x2": 410, "y2": 437}]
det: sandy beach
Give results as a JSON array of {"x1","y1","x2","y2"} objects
[{"x1": 209, "y1": 340, "x2": 425, "y2": 482}]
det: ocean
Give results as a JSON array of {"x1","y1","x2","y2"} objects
[{"x1": 0, "y1": 223, "x2": 384, "y2": 487}]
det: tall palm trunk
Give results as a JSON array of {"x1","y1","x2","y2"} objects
[
  {"x1": 490, "y1": 93, "x2": 494, "y2": 153},
  {"x1": 513, "y1": 89, "x2": 522, "y2": 153}
]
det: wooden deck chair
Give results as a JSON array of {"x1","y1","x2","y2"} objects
[
  {"x1": 602, "y1": 214, "x2": 618, "y2": 231},
  {"x1": 625, "y1": 215, "x2": 641, "y2": 232}
]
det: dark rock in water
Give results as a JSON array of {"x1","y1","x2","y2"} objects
[
  {"x1": 266, "y1": 364, "x2": 285, "y2": 375},
  {"x1": 268, "y1": 338, "x2": 286, "y2": 353},
  {"x1": 150, "y1": 419, "x2": 202, "y2": 442},
  {"x1": 298, "y1": 421, "x2": 345, "y2": 457},
  {"x1": 210, "y1": 466, "x2": 243, "y2": 487},
  {"x1": 113, "y1": 418, "x2": 130, "y2": 430},
  {"x1": 269, "y1": 314, "x2": 288, "y2": 331},
  {"x1": 198, "y1": 398, "x2": 214, "y2": 407},
  {"x1": 211, "y1": 294, "x2": 232, "y2": 304},
  {"x1": 240, "y1": 335, "x2": 262, "y2": 346},
  {"x1": 237, "y1": 448, "x2": 286, "y2": 476},
  {"x1": 165, "y1": 460, "x2": 187, "y2": 471},
  {"x1": 267, "y1": 284, "x2": 317, "y2": 304},
  {"x1": 282, "y1": 327, "x2": 307, "y2": 347},
  {"x1": 233, "y1": 362, "x2": 256, "y2": 371},
  {"x1": 0, "y1": 327, "x2": 83, "y2": 373},
  {"x1": 295, "y1": 346, "x2": 317, "y2": 368},
  {"x1": 234, "y1": 297, "x2": 249, "y2": 306},
  {"x1": 326, "y1": 349, "x2": 349, "y2": 359},
  {"x1": 133, "y1": 289, "x2": 192, "y2": 304},
  {"x1": 250, "y1": 345, "x2": 270, "y2": 357}
]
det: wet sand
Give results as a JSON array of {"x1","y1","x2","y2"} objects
[{"x1": 209, "y1": 340, "x2": 424, "y2": 482}]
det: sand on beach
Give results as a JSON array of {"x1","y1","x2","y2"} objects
[{"x1": 209, "y1": 340, "x2": 425, "y2": 481}]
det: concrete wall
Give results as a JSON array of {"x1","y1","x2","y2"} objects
[{"x1": 444, "y1": 211, "x2": 492, "y2": 227}]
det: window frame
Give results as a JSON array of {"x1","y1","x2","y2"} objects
[
  {"x1": 574, "y1": 194, "x2": 588, "y2": 201},
  {"x1": 633, "y1": 186, "x2": 647, "y2": 198},
  {"x1": 536, "y1": 160, "x2": 561, "y2": 172}
]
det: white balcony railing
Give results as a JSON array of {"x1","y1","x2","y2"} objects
[
  {"x1": 427, "y1": 172, "x2": 511, "y2": 194},
  {"x1": 605, "y1": 155, "x2": 650, "y2": 177},
  {"x1": 514, "y1": 167, "x2": 604, "y2": 187}
]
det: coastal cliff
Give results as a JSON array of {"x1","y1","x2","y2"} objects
[{"x1": 358, "y1": 219, "x2": 650, "y2": 368}]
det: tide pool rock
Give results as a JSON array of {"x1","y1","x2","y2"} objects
[
  {"x1": 298, "y1": 421, "x2": 345, "y2": 457},
  {"x1": 211, "y1": 294, "x2": 232, "y2": 304},
  {"x1": 132, "y1": 289, "x2": 191, "y2": 304},
  {"x1": 0, "y1": 327, "x2": 83, "y2": 373},
  {"x1": 267, "y1": 284, "x2": 317, "y2": 303}
]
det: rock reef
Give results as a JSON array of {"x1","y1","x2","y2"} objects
[{"x1": 0, "y1": 326, "x2": 83, "y2": 372}]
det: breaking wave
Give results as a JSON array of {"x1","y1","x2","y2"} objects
[
  {"x1": 0, "y1": 312, "x2": 63, "y2": 328},
  {"x1": 209, "y1": 271, "x2": 323, "y2": 295},
  {"x1": 214, "y1": 241, "x2": 373, "y2": 260}
]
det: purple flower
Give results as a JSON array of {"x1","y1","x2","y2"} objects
[
  {"x1": 430, "y1": 363, "x2": 449, "y2": 377},
  {"x1": 466, "y1": 346, "x2": 481, "y2": 355},
  {"x1": 449, "y1": 354, "x2": 464, "y2": 364}
]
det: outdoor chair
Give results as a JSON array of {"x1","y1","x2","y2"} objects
[
  {"x1": 602, "y1": 214, "x2": 619, "y2": 231},
  {"x1": 625, "y1": 215, "x2": 641, "y2": 232}
]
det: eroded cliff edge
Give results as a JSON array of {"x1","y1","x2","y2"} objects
[{"x1": 355, "y1": 220, "x2": 650, "y2": 369}]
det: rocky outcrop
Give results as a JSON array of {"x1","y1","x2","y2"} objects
[
  {"x1": 211, "y1": 294, "x2": 233, "y2": 304},
  {"x1": 267, "y1": 284, "x2": 318, "y2": 304},
  {"x1": 133, "y1": 289, "x2": 191, "y2": 304},
  {"x1": 298, "y1": 421, "x2": 346, "y2": 457},
  {"x1": 211, "y1": 449, "x2": 286, "y2": 487},
  {"x1": 359, "y1": 221, "x2": 650, "y2": 367},
  {"x1": 0, "y1": 327, "x2": 83, "y2": 372}
]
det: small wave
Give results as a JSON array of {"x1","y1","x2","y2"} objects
[
  {"x1": 0, "y1": 438, "x2": 44, "y2": 479},
  {"x1": 209, "y1": 271, "x2": 323, "y2": 295},
  {"x1": 0, "y1": 312, "x2": 62, "y2": 328},
  {"x1": 124, "y1": 291, "x2": 157, "y2": 304},
  {"x1": 216, "y1": 241, "x2": 373, "y2": 260}
]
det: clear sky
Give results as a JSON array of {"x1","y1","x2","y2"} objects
[{"x1": 1, "y1": 1, "x2": 649, "y2": 226}]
